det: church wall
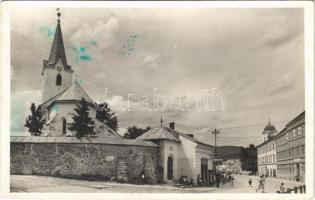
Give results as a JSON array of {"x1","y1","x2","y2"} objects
[
  {"x1": 11, "y1": 140, "x2": 159, "y2": 184},
  {"x1": 47, "y1": 102, "x2": 97, "y2": 137}
]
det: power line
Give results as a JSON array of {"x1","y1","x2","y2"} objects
[
  {"x1": 11, "y1": 31, "x2": 143, "y2": 95},
  {"x1": 11, "y1": 35, "x2": 150, "y2": 102}
]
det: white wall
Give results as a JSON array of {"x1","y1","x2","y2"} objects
[{"x1": 177, "y1": 135, "x2": 196, "y2": 180}]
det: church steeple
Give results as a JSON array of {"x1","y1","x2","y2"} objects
[
  {"x1": 42, "y1": 9, "x2": 73, "y2": 103},
  {"x1": 48, "y1": 9, "x2": 68, "y2": 67}
]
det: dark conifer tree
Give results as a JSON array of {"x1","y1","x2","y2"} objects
[
  {"x1": 95, "y1": 102, "x2": 118, "y2": 131},
  {"x1": 24, "y1": 103, "x2": 46, "y2": 136},
  {"x1": 68, "y1": 98, "x2": 95, "y2": 138}
]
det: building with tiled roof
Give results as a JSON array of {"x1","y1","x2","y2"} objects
[{"x1": 137, "y1": 121, "x2": 215, "y2": 186}]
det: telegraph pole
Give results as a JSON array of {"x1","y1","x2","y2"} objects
[
  {"x1": 212, "y1": 128, "x2": 220, "y2": 159},
  {"x1": 212, "y1": 128, "x2": 220, "y2": 174}
]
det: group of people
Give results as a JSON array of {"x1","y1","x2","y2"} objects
[
  {"x1": 215, "y1": 172, "x2": 234, "y2": 188},
  {"x1": 248, "y1": 175, "x2": 286, "y2": 193}
]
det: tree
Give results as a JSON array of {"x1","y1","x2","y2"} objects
[
  {"x1": 240, "y1": 144, "x2": 257, "y2": 174},
  {"x1": 68, "y1": 98, "x2": 95, "y2": 138},
  {"x1": 95, "y1": 102, "x2": 118, "y2": 131},
  {"x1": 24, "y1": 103, "x2": 46, "y2": 136},
  {"x1": 124, "y1": 126, "x2": 151, "y2": 139}
]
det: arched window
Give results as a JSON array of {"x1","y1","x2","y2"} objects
[{"x1": 56, "y1": 74, "x2": 62, "y2": 86}]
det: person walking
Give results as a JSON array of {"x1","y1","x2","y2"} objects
[
  {"x1": 248, "y1": 178, "x2": 253, "y2": 187},
  {"x1": 256, "y1": 176, "x2": 265, "y2": 193},
  {"x1": 215, "y1": 172, "x2": 221, "y2": 188}
]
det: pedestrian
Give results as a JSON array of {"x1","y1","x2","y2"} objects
[
  {"x1": 140, "y1": 171, "x2": 145, "y2": 184},
  {"x1": 197, "y1": 174, "x2": 202, "y2": 186},
  {"x1": 215, "y1": 172, "x2": 221, "y2": 188},
  {"x1": 256, "y1": 176, "x2": 265, "y2": 193},
  {"x1": 280, "y1": 182, "x2": 285, "y2": 193},
  {"x1": 229, "y1": 174, "x2": 234, "y2": 186},
  {"x1": 248, "y1": 178, "x2": 252, "y2": 187}
]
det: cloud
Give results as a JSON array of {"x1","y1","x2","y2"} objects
[
  {"x1": 141, "y1": 54, "x2": 161, "y2": 69},
  {"x1": 257, "y1": 15, "x2": 303, "y2": 49},
  {"x1": 11, "y1": 90, "x2": 42, "y2": 135},
  {"x1": 70, "y1": 17, "x2": 119, "y2": 51}
]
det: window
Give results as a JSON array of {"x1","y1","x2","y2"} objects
[
  {"x1": 298, "y1": 126, "x2": 302, "y2": 136},
  {"x1": 286, "y1": 133, "x2": 289, "y2": 140},
  {"x1": 56, "y1": 73, "x2": 62, "y2": 86},
  {"x1": 293, "y1": 129, "x2": 297, "y2": 137}
]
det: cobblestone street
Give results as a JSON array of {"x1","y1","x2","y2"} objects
[{"x1": 10, "y1": 175, "x2": 304, "y2": 193}]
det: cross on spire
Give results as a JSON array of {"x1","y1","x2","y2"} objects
[
  {"x1": 160, "y1": 116, "x2": 163, "y2": 127},
  {"x1": 57, "y1": 8, "x2": 61, "y2": 23}
]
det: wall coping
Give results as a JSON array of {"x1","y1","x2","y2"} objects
[{"x1": 10, "y1": 136, "x2": 159, "y2": 147}]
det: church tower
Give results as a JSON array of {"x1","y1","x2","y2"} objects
[
  {"x1": 42, "y1": 10, "x2": 73, "y2": 102},
  {"x1": 262, "y1": 120, "x2": 277, "y2": 141}
]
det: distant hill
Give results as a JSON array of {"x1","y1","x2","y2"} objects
[{"x1": 216, "y1": 146, "x2": 242, "y2": 161}]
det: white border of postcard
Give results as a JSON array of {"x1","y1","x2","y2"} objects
[{"x1": 0, "y1": 1, "x2": 314, "y2": 200}]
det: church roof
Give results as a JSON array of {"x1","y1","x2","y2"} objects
[
  {"x1": 56, "y1": 81, "x2": 94, "y2": 103},
  {"x1": 263, "y1": 121, "x2": 276, "y2": 132},
  {"x1": 39, "y1": 81, "x2": 94, "y2": 109}
]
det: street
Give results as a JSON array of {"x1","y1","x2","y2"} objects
[{"x1": 10, "y1": 174, "x2": 304, "y2": 193}]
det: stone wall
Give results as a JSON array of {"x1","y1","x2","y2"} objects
[{"x1": 10, "y1": 137, "x2": 160, "y2": 184}]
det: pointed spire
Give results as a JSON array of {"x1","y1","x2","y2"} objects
[
  {"x1": 48, "y1": 8, "x2": 68, "y2": 67},
  {"x1": 160, "y1": 116, "x2": 163, "y2": 127}
]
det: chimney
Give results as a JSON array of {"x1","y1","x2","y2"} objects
[
  {"x1": 169, "y1": 122, "x2": 175, "y2": 130},
  {"x1": 185, "y1": 134, "x2": 194, "y2": 138}
]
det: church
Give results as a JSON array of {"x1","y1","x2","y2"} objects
[
  {"x1": 38, "y1": 13, "x2": 120, "y2": 138},
  {"x1": 23, "y1": 11, "x2": 215, "y2": 186}
]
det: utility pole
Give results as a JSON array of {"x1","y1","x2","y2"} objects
[
  {"x1": 212, "y1": 128, "x2": 220, "y2": 174},
  {"x1": 212, "y1": 128, "x2": 220, "y2": 159}
]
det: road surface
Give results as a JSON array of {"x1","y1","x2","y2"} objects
[{"x1": 10, "y1": 174, "x2": 304, "y2": 193}]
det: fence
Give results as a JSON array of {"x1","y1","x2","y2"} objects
[{"x1": 277, "y1": 185, "x2": 306, "y2": 193}]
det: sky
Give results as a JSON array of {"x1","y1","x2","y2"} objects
[{"x1": 10, "y1": 8, "x2": 305, "y2": 146}]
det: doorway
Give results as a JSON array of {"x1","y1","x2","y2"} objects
[
  {"x1": 201, "y1": 158, "x2": 208, "y2": 186},
  {"x1": 167, "y1": 156, "x2": 174, "y2": 180}
]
